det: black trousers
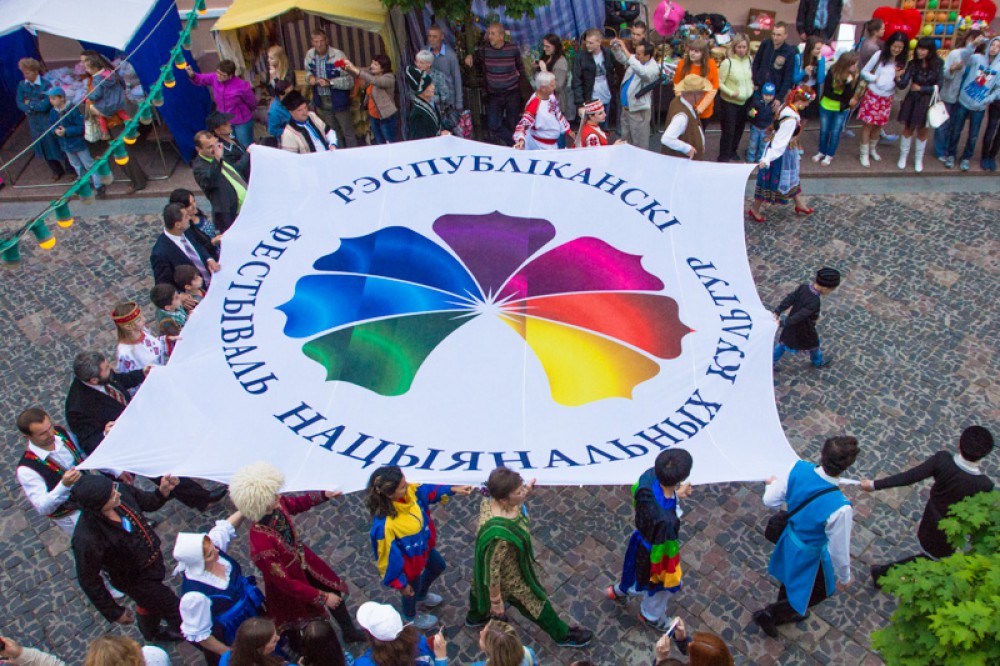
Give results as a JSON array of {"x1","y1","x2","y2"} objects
[
  {"x1": 124, "y1": 575, "x2": 181, "y2": 640},
  {"x1": 766, "y1": 567, "x2": 829, "y2": 625},
  {"x1": 45, "y1": 158, "x2": 67, "y2": 177},
  {"x1": 718, "y1": 97, "x2": 751, "y2": 161},
  {"x1": 486, "y1": 89, "x2": 522, "y2": 146}
]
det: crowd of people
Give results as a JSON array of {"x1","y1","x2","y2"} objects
[{"x1": 6, "y1": 6, "x2": 999, "y2": 666}]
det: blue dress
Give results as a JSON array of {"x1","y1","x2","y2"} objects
[
  {"x1": 767, "y1": 461, "x2": 849, "y2": 615},
  {"x1": 16, "y1": 78, "x2": 63, "y2": 161}
]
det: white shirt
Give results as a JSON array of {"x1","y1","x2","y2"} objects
[
  {"x1": 592, "y1": 51, "x2": 611, "y2": 106},
  {"x1": 660, "y1": 97, "x2": 703, "y2": 156},
  {"x1": 179, "y1": 520, "x2": 239, "y2": 643},
  {"x1": 16, "y1": 438, "x2": 124, "y2": 534},
  {"x1": 759, "y1": 107, "x2": 800, "y2": 166},
  {"x1": 530, "y1": 97, "x2": 563, "y2": 139},
  {"x1": 763, "y1": 464, "x2": 853, "y2": 584},
  {"x1": 117, "y1": 329, "x2": 169, "y2": 382},
  {"x1": 954, "y1": 453, "x2": 982, "y2": 475}
]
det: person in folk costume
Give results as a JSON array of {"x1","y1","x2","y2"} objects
[
  {"x1": 513, "y1": 71, "x2": 574, "y2": 150},
  {"x1": 773, "y1": 267, "x2": 841, "y2": 369},
  {"x1": 607, "y1": 449, "x2": 694, "y2": 631},
  {"x1": 173, "y1": 511, "x2": 269, "y2": 665},
  {"x1": 69, "y1": 473, "x2": 185, "y2": 642},
  {"x1": 579, "y1": 100, "x2": 625, "y2": 147},
  {"x1": 406, "y1": 66, "x2": 451, "y2": 140},
  {"x1": 111, "y1": 301, "x2": 172, "y2": 388},
  {"x1": 660, "y1": 75, "x2": 713, "y2": 159},
  {"x1": 466, "y1": 467, "x2": 593, "y2": 647},
  {"x1": 747, "y1": 86, "x2": 817, "y2": 223},
  {"x1": 228, "y1": 462, "x2": 366, "y2": 657}
]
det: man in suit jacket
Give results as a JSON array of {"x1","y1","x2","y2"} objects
[
  {"x1": 192, "y1": 130, "x2": 245, "y2": 234},
  {"x1": 150, "y1": 202, "x2": 219, "y2": 289},
  {"x1": 64, "y1": 351, "x2": 224, "y2": 510}
]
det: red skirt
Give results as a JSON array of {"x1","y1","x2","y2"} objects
[{"x1": 857, "y1": 90, "x2": 893, "y2": 126}]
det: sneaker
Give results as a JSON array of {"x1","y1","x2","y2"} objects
[
  {"x1": 557, "y1": 625, "x2": 594, "y2": 647},
  {"x1": 944, "y1": 157, "x2": 955, "y2": 169},
  {"x1": 812, "y1": 358, "x2": 832, "y2": 368},
  {"x1": 464, "y1": 614, "x2": 489, "y2": 628},
  {"x1": 844, "y1": 128, "x2": 856, "y2": 137},
  {"x1": 821, "y1": 155, "x2": 833, "y2": 166},
  {"x1": 981, "y1": 159, "x2": 989, "y2": 171},
  {"x1": 406, "y1": 613, "x2": 438, "y2": 631},
  {"x1": 937, "y1": 154, "x2": 947, "y2": 163},
  {"x1": 880, "y1": 132, "x2": 898, "y2": 144},
  {"x1": 812, "y1": 152, "x2": 825, "y2": 163},
  {"x1": 753, "y1": 609, "x2": 779, "y2": 639},
  {"x1": 991, "y1": 158, "x2": 998, "y2": 171},
  {"x1": 870, "y1": 563, "x2": 890, "y2": 590},
  {"x1": 960, "y1": 159, "x2": 970, "y2": 171},
  {"x1": 605, "y1": 584, "x2": 627, "y2": 605},
  {"x1": 418, "y1": 592, "x2": 443, "y2": 609},
  {"x1": 641, "y1": 613, "x2": 677, "y2": 631}
]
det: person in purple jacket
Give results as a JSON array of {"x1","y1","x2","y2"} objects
[{"x1": 187, "y1": 60, "x2": 257, "y2": 148}]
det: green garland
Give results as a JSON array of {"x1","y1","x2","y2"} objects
[{"x1": 0, "y1": 0, "x2": 207, "y2": 264}]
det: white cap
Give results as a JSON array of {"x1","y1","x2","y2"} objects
[
  {"x1": 172, "y1": 532, "x2": 207, "y2": 576},
  {"x1": 356, "y1": 601, "x2": 403, "y2": 641},
  {"x1": 141, "y1": 645, "x2": 171, "y2": 666}
]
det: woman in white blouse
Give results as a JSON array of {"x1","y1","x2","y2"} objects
[
  {"x1": 173, "y1": 512, "x2": 265, "y2": 665},
  {"x1": 747, "y1": 86, "x2": 817, "y2": 223}
]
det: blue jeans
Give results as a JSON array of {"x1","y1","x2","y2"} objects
[
  {"x1": 947, "y1": 104, "x2": 985, "y2": 160},
  {"x1": 818, "y1": 107, "x2": 849, "y2": 157},
  {"x1": 747, "y1": 126, "x2": 768, "y2": 163},
  {"x1": 400, "y1": 548, "x2": 445, "y2": 619},
  {"x1": 370, "y1": 114, "x2": 398, "y2": 144},
  {"x1": 65, "y1": 148, "x2": 102, "y2": 189},
  {"x1": 773, "y1": 343, "x2": 824, "y2": 367},
  {"x1": 933, "y1": 101, "x2": 957, "y2": 158},
  {"x1": 233, "y1": 120, "x2": 255, "y2": 148}
]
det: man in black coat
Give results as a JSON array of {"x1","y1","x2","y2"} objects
[
  {"x1": 64, "y1": 351, "x2": 225, "y2": 509},
  {"x1": 150, "y1": 202, "x2": 219, "y2": 288},
  {"x1": 192, "y1": 130, "x2": 245, "y2": 234},
  {"x1": 751, "y1": 22, "x2": 797, "y2": 110},
  {"x1": 863, "y1": 426, "x2": 995, "y2": 587},
  {"x1": 71, "y1": 473, "x2": 182, "y2": 641},
  {"x1": 797, "y1": 0, "x2": 844, "y2": 42},
  {"x1": 573, "y1": 28, "x2": 621, "y2": 128},
  {"x1": 772, "y1": 268, "x2": 841, "y2": 368}
]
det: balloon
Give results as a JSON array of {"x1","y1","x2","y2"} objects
[
  {"x1": 949, "y1": 10, "x2": 958, "y2": 20},
  {"x1": 909, "y1": 38, "x2": 919, "y2": 49},
  {"x1": 935, "y1": 38, "x2": 942, "y2": 47},
  {"x1": 947, "y1": 24, "x2": 955, "y2": 34},
  {"x1": 923, "y1": 24, "x2": 934, "y2": 35},
  {"x1": 935, "y1": 24, "x2": 944, "y2": 34},
  {"x1": 928, "y1": 0, "x2": 938, "y2": 7},
  {"x1": 944, "y1": 39, "x2": 953, "y2": 48}
]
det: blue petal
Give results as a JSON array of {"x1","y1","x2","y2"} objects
[
  {"x1": 313, "y1": 227, "x2": 483, "y2": 300},
  {"x1": 278, "y1": 274, "x2": 474, "y2": 339}
]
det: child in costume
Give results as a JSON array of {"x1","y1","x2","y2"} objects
[
  {"x1": 579, "y1": 100, "x2": 625, "y2": 147},
  {"x1": 607, "y1": 449, "x2": 693, "y2": 631},
  {"x1": 773, "y1": 267, "x2": 841, "y2": 368},
  {"x1": 111, "y1": 301, "x2": 170, "y2": 386}
]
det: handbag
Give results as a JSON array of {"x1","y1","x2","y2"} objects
[
  {"x1": 926, "y1": 85, "x2": 949, "y2": 129},
  {"x1": 84, "y1": 109, "x2": 103, "y2": 143},
  {"x1": 764, "y1": 485, "x2": 839, "y2": 544}
]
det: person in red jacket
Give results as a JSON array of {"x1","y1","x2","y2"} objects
[{"x1": 229, "y1": 462, "x2": 366, "y2": 656}]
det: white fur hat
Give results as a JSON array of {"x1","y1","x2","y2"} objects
[{"x1": 229, "y1": 462, "x2": 285, "y2": 521}]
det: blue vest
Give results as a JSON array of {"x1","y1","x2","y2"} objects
[
  {"x1": 767, "y1": 460, "x2": 849, "y2": 615},
  {"x1": 182, "y1": 550, "x2": 265, "y2": 644}
]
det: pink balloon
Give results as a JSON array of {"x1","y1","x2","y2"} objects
[{"x1": 653, "y1": 0, "x2": 685, "y2": 37}]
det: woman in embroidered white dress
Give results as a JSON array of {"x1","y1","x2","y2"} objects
[{"x1": 112, "y1": 302, "x2": 172, "y2": 389}]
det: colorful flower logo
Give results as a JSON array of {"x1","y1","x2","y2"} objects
[{"x1": 277, "y1": 212, "x2": 692, "y2": 406}]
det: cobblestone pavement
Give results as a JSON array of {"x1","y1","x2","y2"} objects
[{"x1": 1, "y1": 190, "x2": 997, "y2": 665}]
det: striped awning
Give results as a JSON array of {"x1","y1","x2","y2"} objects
[{"x1": 214, "y1": 0, "x2": 387, "y2": 34}]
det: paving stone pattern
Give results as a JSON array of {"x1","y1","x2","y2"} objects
[{"x1": 1, "y1": 193, "x2": 997, "y2": 665}]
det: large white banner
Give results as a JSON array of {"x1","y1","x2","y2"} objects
[{"x1": 81, "y1": 137, "x2": 797, "y2": 492}]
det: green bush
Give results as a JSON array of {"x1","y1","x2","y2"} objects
[{"x1": 871, "y1": 491, "x2": 1000, "y2": 665}]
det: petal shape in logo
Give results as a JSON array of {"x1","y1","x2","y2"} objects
[
  {"x1": 502, "y1": 314, "x2": 661, "y2": 406},
  {"x1": 433, "y1": 212, "x2": 556, "y2": 297},
  {"x1": 302, "y1": 312, "x2": 472, "y2": 395},
  {"x1": 313, "y1": 226, "x2": 483, "y2": 300},
  {"x1": 499, "y1": 237, "x2": 665, "y2": 301},
  {"x1": 506, "y1": 292, "x2": 692, "y2": 359},
  {"x1": 277, "y1": 274, "x2": 473, "y2": 339}
]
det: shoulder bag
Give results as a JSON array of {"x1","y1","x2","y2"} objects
[
  {"x1": 764, "y1": 485, "x2": 839, "y2": 544},
  {"x1": 926, "y1": 85, "x2": 949, "y2": 129}
]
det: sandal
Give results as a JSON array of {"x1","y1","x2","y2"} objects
[
  {"x1": 746, "y1": 209, "x2": 766, "y2": 223},
  {"x1": 794, "y1": 206, "x2": 814, "y2": 216}
]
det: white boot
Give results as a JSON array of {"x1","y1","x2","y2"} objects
[
  {"x1": 869, "y1": 139, "x2": 882, "y2": 161},
  {"x1": 860, "y1": 143, "x2": 870, "y2": 167},
  {"x1": 897, "y1": 136, "x2": 912, "y2": 169},
  {"x1": 914, "y1": 139, "x2": 927, "y2": 173}
]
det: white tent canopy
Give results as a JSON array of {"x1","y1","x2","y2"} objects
[{"x1": 0, "y1": 0, "x2": 158, "y2": 50}]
